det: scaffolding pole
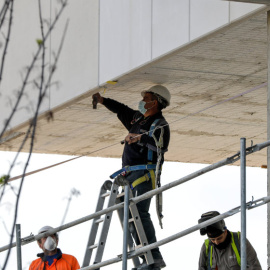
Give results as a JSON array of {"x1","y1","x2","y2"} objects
[
  {"x1": 16, "y1": 224, "x2": 22, "y2": 270},
  {"x1": 240, "y1": 138, "x2": 247, "y2": 270},
  {"x1": 267, "y1": 9, "x2": 270, "y2": 269}
]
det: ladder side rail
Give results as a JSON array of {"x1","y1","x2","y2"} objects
[
  {"x1": 93, "y1": 182, "x2": 119, "y2": 264},
  {"x1": 82, "y1": 186, "x2": 109, "y2": 267},
  {"x1": 128, "y1": 188, "x2": 154, "y2": 265}
]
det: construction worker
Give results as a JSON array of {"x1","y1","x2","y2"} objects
[
  {"x1": 198, "y1": 211, "x2": 262, "y2": 270},
  {"x1": 29, "y1": 226, "x2": 80, "y2": 270},
  {"x1": 92, "y1": 85, "x2": 170, "y2": 270}
]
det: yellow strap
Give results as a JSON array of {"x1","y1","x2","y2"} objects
[
  {"x1": 231, "y1": 232, "x2": 241, "y2": 266},
  {"x1": 149, "y1": 169, "x2": 156, "y2": 189},
  {"x1": 132, "y1": 173, "x2": 150, "y2": 189}
]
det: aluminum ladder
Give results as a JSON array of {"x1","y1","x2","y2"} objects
[{"x1": 82, "y1": 180, "x2": 154, "y2": 269}]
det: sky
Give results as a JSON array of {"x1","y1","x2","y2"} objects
[{"x1": 0, "y1": 150, "x2": 268, "y2": 270}]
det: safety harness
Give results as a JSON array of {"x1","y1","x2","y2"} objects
[
  {"x1": 110, "y1": 118, "x2": 165, "y2": 189},
  {"x1": 204, "y1": 232, "x2": 241, "y2": 269},
  {"x1": 110, "y1": 118, "x2": 166, "y2": 227}
]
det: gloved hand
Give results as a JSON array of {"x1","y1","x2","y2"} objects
[
  {"x1": 114, "y1": 174, "x2": 129, "y2": 186},
  {"x1": 92, "y1": 93, "x2": 104, "y2": 109}
]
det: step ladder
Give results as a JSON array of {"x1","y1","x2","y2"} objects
[{"x1": 82, "y1": 180, "x2": 154, "y2": 269}]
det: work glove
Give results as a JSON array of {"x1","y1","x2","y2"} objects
[{"x1": 114, "y1": 174, "x2": 129, "y2": 186}]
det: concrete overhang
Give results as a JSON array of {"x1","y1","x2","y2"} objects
[{"x1": 1, "y1": 6, "x2": 270, "y2": 167}]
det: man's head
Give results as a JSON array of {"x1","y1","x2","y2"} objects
[
  {"x1": 198, "y1": 211, "x2": 227, "y2": 245},
  {"x1": 139, "y1": 85, "x2": 170, "y2": 116},
  {"x1": 37, "y1": 226, "x2": 59, "y2": 254}
]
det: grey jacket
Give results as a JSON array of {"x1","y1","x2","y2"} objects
[{"x1": 198, "y1": 232, "x2": 262, "y2": 270}]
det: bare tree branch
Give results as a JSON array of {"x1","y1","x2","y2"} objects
[
  {"x1": 0, "y1": 0, "x2": 68, "y2": 140},
  {"x1": 0, "y1": 0, "x2": 13, "y2": 83},
  {"x1": 0, "y1": 1, "x2": 70, "y2": 268}
]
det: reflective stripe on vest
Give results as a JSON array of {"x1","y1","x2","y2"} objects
[{"x1": 204, "y1": 232, "x2": 241, "y2": 269}]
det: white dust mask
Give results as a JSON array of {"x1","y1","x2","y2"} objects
[{"x1": 44, "y1": 236, "x2": 56, "y2": 251}]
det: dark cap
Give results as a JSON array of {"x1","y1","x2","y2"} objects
[{"x1": 198, "y1": 211, "x2": 226, "y2": 236}]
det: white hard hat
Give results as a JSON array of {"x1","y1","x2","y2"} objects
[
  {"x1": 38, "y1": 226, "x2": 58, "y2": 238},
  {"x1": 38, "y1": 226, "x2": 54, "y2": 234},
  {"x1": 141, "y1": 85, "x2": 171, "y2": 107}
]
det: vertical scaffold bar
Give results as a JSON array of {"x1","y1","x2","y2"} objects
[
  {"x1": 16, "y1": 224, "x2": 22, "y2": 270},
  {"x1": 122, "y1": 185, "x2": 130, "y2": 270},
  {"x1": 240, "y1": 138, "x2": 246, "y2": 270},
  {"x1": 267, "y1": 10, "x2": 270, "y2": 269}
]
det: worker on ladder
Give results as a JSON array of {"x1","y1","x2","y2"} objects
[{"x1": 92, "y1": 85, "x2": 170, "y2": 270}]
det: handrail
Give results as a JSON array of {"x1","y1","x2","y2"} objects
[
  {"x1": 79, "y1": 195, "x2": 270, "y2": 269},
  {"x1": 1, "y1": 139, "x2": 270, "y2": 253}
]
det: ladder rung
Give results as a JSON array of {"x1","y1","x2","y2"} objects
[
  {"x1": 95, "y1": 217, "x2": 105, "y2": 224},
  {"x1": 129, "y1": 217, "x2": 134, "y2": 222},
  {"x1": 117, "y1": 192, "x2": 125, "y2": 198},
  {"x1": 101, "y1": 192, "x2": 110, "y2": 198},
  {"x1": 88, "y1": 243, "x2": 98, "y2": 250}
]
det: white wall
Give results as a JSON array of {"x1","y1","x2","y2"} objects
[{"x1": 0, "y1": 0, "x2": 263, "y2": 131}]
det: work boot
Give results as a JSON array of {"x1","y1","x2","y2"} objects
[{"x1": 131, "y1": 258, "x2": 166, "y2": 270}]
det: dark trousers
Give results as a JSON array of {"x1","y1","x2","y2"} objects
[{"x1": 124, "y1": 170, "x2": 163, "y2": 260}]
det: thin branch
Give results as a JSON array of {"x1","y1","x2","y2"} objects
[
  {"x1": 0, "y1": 0, "x2": 11, "y2": 30},
  {"x1": 1, "y1": 1, "x2": 69, "y2": 268},
  {"x1": 0, "y1": 0, "x2": 13, "y2": 83},
  {"x1": 41, "y1": 19, "x2": 69, "y2": 100},
  {"x1": 0, "y1": 0, "x2": 68, "y2": 140}
]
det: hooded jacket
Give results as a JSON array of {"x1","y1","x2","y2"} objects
[
  {"x1": 29, "y1": 249, "x2": 80, "y2": 270},
  {"x1": 198, "y1": 231, "x2": 262, "y2": 270}
]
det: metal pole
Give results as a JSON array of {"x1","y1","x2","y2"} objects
[
  {"x1": 16, "y1": 224, "x2": 22, "y2": 270},
  {"x1": 267, "y1": 10, "x2": 270, "y2": 269},
  {"x1": 122, "y1": 186, "x2": 129, "y2": 270},
  {"x1": 240, "y1": 138, "x2": 246, "y2": 270}
]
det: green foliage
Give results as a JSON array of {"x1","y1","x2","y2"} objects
[
  {"x1": 36, "y1": 39, "x2": 43, "y2": 46},
  {"x1": 0, "y1": 175, "x2": 10, "y2": 185}
]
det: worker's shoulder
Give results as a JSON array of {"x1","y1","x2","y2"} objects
[
  {"x1": 29, "y1": 257, "x2": 42, "y2": 268},
  {"x1": 61, "y1": 253, "x2": 78, "y2": 261}
]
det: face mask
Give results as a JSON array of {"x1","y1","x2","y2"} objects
[
  {"x1": 138, "y1": 100, "x2": 154, "y2": 115},
  {"x1": 138, "y1": 101, "x2": 147, "y2": 114},
  {"x1": 44, "y1": 236, "x2": 57, "y2": 251}
]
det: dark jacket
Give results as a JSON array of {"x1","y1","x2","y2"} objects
[
  {"x1": 198, "y1": 231, "x2": 262, "y2": 270},
  {"x1": 103, "y1": 98, "x2": 170, "y2": 167}
]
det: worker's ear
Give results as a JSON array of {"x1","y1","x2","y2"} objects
[{"x1": 37, "y1": 240, "x2": 42, "y2": 249}]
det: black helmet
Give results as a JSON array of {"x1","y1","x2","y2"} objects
[{"x1": 198, "y1": 211, "x2": 226, "y2": 237}]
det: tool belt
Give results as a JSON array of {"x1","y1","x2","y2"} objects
[{"x1": 110, "y1": 164, "x2": 157, "y2": 190}]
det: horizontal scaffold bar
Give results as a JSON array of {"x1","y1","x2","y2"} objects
[{"x1": 1, "y1": 139, "x2": 270, "y2": 253}]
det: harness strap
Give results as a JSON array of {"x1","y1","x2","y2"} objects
[
  {"x1": 131, "y1": 172, "x2": 151, "y2": 189},
  {"x1": 147, "y1": 119, "x2": 161, "y2": 162},
  {"x1": 110, "y1": 164, "x2": 157, "y2": 179}
]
